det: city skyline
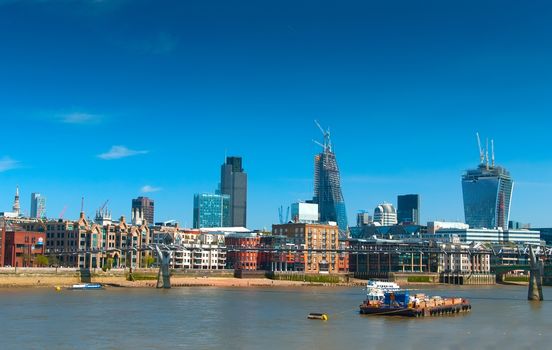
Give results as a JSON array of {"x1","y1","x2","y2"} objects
[{"x1": 1, "y1": 1, "x2": 552, "y2": 228}]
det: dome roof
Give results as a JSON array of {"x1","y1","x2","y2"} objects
[{"x1": 375, "y1": 203, "x2": 396, "y2": 214}]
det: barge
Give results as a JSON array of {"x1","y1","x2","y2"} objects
[{"x1": 360, "y1": 289, "x2": 471, "y2": 318}]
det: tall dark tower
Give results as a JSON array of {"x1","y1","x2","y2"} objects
[
  {"x1": 131, "y1": 197, "x2": 155, "y2": 225},
  {"x1": 462, "y1": 135, "x2": 513, "y2": 229},
  {"x1": 397, "y1": 194, "x2": 420, "y2": 225},
  {"x1": 220, "y1": 156, "x2": 247, "y2": 227},
  {"x1": 312, "y1": 121, "x2": 348, "y2": 235}
]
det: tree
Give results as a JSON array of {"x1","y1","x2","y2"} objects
[
  {"x1": 36, "y1": 255, "x2": 48, "y2": 267},
  {"x1": 47, "y1": 255, "x2": 59, "y2": 267},
  {"x1": 104, "y1": 257, "x2": 114, "y2": 272},
  {"x1": 143, "y1": 255, "x2": 155, "y2": 268}
]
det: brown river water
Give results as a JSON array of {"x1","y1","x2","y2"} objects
[{"x1": 0, "y1": 284, "x2": 550, "y2": 349}]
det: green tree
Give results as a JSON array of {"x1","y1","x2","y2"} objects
[
  {"x1": 36, "y1": 255, "x2": 48, "y2": 267},
  {"x1": 143, "y1": 255, "x2": 155, "y2": 268},
  {"x1": 47, "y1": 255, "x2": 59, "y2": 267},
  {"x1": 102, "y1": 256, "x2": 114, "y2": 272}
]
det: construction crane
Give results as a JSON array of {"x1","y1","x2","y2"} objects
[
  {"x1": 278, "y1": 206, "x2": 290, "y2": 224},
  {"x1": 485, "y1": 138, "x2": 490, "y2": 169},
  {"x1": 491, "y1": 139, "x2": 495, "y2": 168},
  {"x1": 99, "y1": 199, "x2": 109, "y2": 213},
  {"x1": 314, "y1": 120, "x2": 332, "y2": 153},
  {"x1": 476, "y1": 132, "x2": 484, "y2": 164},
  {"x1": 59, "y1": 206, "x2": 67, "y2": 219}
]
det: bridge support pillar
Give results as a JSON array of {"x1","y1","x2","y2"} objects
[
  {"x1": 155, "y1": 247, "x2": 172, "y2": 289},
  {"x1": 528, "y1": 246, "x2": 543, "y2": 301}
]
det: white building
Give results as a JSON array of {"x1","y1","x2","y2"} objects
[
  {"x1": 291, "y1": 202, "x2": 319, "y2": 223},
  {"x1": 437, "y1": 240, "x2": 491, "y2": 273},
  {"x1": 427, "y1": 221, "x2": 469, "y2": 234},
  {"x1": 373, "y1": 203, "x2": 397, "y2": 226},
  {"x1": 428, "y1": 227, "x2": 540, "y2": 245},
  {"x1": 172, "y1": 243, "x2": 226, "y2": 270}
]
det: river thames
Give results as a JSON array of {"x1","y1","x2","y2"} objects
[{"x1": 1, "y1": 284, "x2": 550, "y2": 349}]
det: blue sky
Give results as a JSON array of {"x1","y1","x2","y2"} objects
[{"x1": 1, "y1": 0, "x2": 552, "y2": 228}]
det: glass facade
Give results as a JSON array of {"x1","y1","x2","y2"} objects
[
  {"x1": 313, "y1": 151, "x2": 348, "y2": 235},
  {"x1": 193, "y1": 193, "x2": 230, "y2": 229},
  {"x1": 30, "y1": 193, "x2": 46, "y2": 218},
  {"x1": 397, "y1": 194, "x2": 420, "y2": 225},
  {"x1": 462, "y1": 165, "x2": 513, "y2": 229}
]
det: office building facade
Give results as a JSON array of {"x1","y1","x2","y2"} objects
[
  {"x1": 30, "y1": 193, "x2": 46, "y2": 219},
  {"x1": 291, "y1": 202, "x2": 319, "y2": 223},
  {"x1": 131, "y1": 197, "x2": 155, "y2": 225},
  {"x1": 462, "y1": 164, "x2": 513, "y2": 229},
  {"x1": 220, "y1": 156, "x2": 247, "y2": 227},
  {"x1": 373, "y1": 203, "x2": 398, "y2": 226},
  {"x1": 397, "y1": 194, "x2": 420, "y2": 225},
  {"x1": 193, "y1": 193, "x2": 231, "y2": 229}
]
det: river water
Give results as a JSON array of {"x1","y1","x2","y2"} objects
[{"x1": 0, "y1": 284, "x2": 550, "y2": 349}]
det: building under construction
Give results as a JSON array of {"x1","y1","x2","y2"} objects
[
  {"x1": 462, "y1": 134, "x2": 514, "y2": 229},
  {"x1": 312, "y1": 121, "x2": 348, "y2": 235}
]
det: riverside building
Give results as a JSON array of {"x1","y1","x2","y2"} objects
[{"x1": 272, "y1": 222, "x2": 343, "y2": 274}]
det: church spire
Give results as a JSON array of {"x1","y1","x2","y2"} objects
[{"x1": 12, "y1": 186, "x2": 20, "y2": 216}]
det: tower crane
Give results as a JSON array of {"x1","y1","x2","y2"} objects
[{"x1": 476, "y1": 132, "x2": 484, "y2": 164}]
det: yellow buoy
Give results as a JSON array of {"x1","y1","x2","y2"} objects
[
  {"x1": 55, "y1": 286, "x2": 62, "y2": 292},
  {"x1": 308, "y1": 313, "x2": 329, "y2": 321}
]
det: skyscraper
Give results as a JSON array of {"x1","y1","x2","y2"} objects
[
  {"x1": 131, "y1": 197, "x2": 155, "y2": 225},
  {"x1": 220, "y1": 156, "x2": 247, "y2": 227},
  {"x1": 462, "y1": 136, "x2": 513, "y2": 229},
  {"x1": 312, "y1": 122, "x2": 348, "y2": 234},
  {"x1": 193, "y1": 193, "x2": 230, "y2": 228},
  {"x1": 30, "y1": 193, "x2": 46, "y2": 218},
  {"x1": 397, "y1": 194, "x2": 420, "y2": 225}
]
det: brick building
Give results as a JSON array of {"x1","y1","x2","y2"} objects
[
  {"x1": 225, "y1": 234, "x2": 260, "y2": 270},
  {"x1": 0, "y1": 227, "x2": 46, "y2": 267},
  {"x1": 272, "y1": 223, "x2": 342, "y2": 274}
]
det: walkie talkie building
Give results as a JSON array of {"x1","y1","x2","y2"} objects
[{"x1": 462, "y1": 136, "x2": 513, "y2": 229}]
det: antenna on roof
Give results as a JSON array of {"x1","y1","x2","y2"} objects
[
  {"x1": 476, "y1": 132, "x2": 484, "y2": 164},
  {"x1": 81, "y1": 197, "x2": 84, "y2": 213},
  {"x1": 491, "y1": 139, "x2": 495, "y2": 168}
]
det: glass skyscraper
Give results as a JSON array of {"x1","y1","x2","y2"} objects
[
  {"x1": 30, "y1": 192, "x2": 46, "y2": 218},
  {"x1": 462, "y1": 164, "x2": 513, "y2": 229},
  {"x1": 193, "y1": 193, "x2": 231, "y2": 229},
  {"x1": 312, "y1": 124, "x2": 348, "y2": 235},
  {"x1": 397, "y1": 194, "x2": 420, "y2": 225}
]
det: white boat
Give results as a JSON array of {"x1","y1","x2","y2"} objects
[
  {"x1": 366, "y1": 280, "x2": 401, "y2": 292},
  {"x1": 70, "y1": 283, "x2": 104, "y2": 290},
  {"x1": 365, "y1": 280, "x2": 402, "y2": 303}
]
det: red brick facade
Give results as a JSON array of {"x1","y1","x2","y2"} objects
[{"x1": 1, "y1": 230, "x2": 46, "y2": 267}]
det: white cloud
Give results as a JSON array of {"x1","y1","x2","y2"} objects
[
  {"x1": 0, "y1": 157, "x2": 20, "y2": 172},
  {"x1": 141, "y1": 185, "x2": 162, "y2": 193},
  {"x1": 58, "y1": 112, "x2": 102, "y2": 124},
  {"x1": 98, "y1": 145, "x2": 148, "y2": 160}
]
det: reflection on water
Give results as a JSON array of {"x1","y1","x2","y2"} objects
[{"x1": 0, "y1": 285, "x2": 551, "y2": 350}]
